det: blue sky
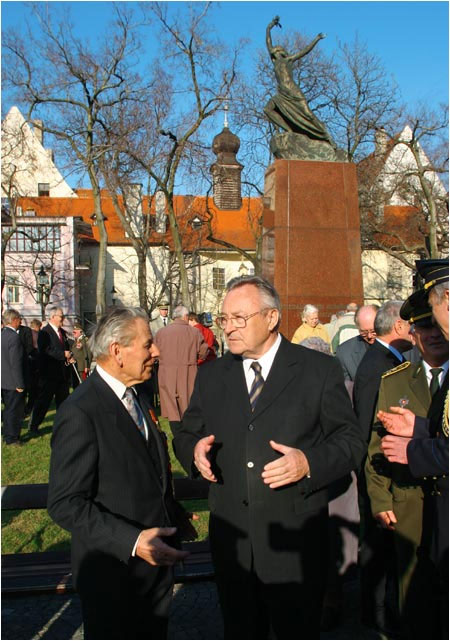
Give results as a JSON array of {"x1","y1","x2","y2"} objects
[{"x1": 2, "y1": 0, "x2": 448, "y2": 114}]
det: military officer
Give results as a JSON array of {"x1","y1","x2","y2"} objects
[
  {"x1": 69, "y1": 323, "x2": 92, "y2": 387},
  {"x1": 366, "y1": 292, "x2": 448, "y2": 638},
  {"x1": 378, "y1": 258, "x2": 449, "y2": 640}
]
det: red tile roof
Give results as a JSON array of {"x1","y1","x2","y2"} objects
[{"x1": 18, "y1": 191, "x2": 260, "y2": 251}]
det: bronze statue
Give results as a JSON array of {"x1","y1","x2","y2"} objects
[{"x1": 264, "y1": 16, "x2": 335, "y2": 148}]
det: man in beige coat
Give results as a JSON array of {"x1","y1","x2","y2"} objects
[{"x1": 155, "y1": 305, "x2": 208, "y2": 434}]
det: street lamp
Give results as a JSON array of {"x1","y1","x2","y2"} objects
[
  {"x1": 37, "y1": 265, "x2": 51, "y2": 320},
  {"x1": 110, "y1": 286, "x2": 117, "y2": 306}
]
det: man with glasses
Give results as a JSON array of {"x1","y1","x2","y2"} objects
[
  {"x1": 173, "y1": 275, "x2": 365, "y2": 640},
  {"x1": 29, "y1": 306, "x2": 74, "y2": 434},
  {"x1": 335, "y1": 304, "x2": 379, "y2": 382}
]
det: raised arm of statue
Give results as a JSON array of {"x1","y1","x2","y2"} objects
[
  {"x1": 290, "y1": 33, "x2": 326, "y2": 62},
  {"x1": 266, "y1": 16, "x2": 281, "y2": 54}
]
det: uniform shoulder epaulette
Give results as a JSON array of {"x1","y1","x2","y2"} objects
[{"x1": 381, "y1": 361, "x2": 411, "y2": 378}]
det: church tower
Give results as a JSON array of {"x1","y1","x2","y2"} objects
[{"x1": 210, "y1": 106, "x2": 243, "y2": 210}]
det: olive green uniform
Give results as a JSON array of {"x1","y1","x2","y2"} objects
[{"x1": 365, "y1": 360, "x2": 430, "y2": 615}]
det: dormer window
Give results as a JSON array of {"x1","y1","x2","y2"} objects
[{"x1": 38, "y1": 183, "x2": 50, "y2": 196}]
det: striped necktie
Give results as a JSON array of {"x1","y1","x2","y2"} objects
[
  {"x1": 429, "y1": 368, "x2": 443, "y2": 397},
  {"x1": 249, "y1": 361, "x2": 264, "y2": 411},
  {"x1": 123, "y1": 388, "x2": 146, "y2": 439}
]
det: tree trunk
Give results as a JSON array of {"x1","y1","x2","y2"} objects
[{"x1": 89, "y1": 176, "x2": 108, "y2": 320}]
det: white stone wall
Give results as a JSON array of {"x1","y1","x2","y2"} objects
[{"x1": 1, "y1": 106, "x2": 76, "y2": 198}]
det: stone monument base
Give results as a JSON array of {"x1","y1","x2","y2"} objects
[{"x1": 262, "y1": 158, "x2": 364, "y2": 340}]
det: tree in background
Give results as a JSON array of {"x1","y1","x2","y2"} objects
[{"x1": 2, "y1": 3, "x2": 146, "y2": 319}]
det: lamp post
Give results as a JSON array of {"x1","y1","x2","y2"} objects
[
  {"x1": 110, "y1": 286, "x2": 117, "y2": 306},
  {"x1": 36, "y1": 265, "x2": 51, "y2": 321}
]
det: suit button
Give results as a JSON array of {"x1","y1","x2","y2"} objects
[
  {"x1": 248, "y1": 424, "x2": 255, "y2": 431},
  {"x1": 243, "y1": 499, "x2": 249, "y2": 506},
  {"x1": 247, "y1": 461, "x2": 254, "y2": 468}
]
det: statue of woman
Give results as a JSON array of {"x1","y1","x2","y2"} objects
[{"x1": 264, "y1": 16, "x2": 335, "y2": 147}]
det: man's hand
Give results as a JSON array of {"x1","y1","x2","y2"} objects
[
  {"x1": 318, "y1": 32, "x2": 326, "y2": 39},
  {"x1": 193, "y1": 435, "x2": 217, "y2": 482},
  {"x1": 176, "y1": 512, "x2": 200, "y2": 542},
  {"x1": 375, "y1": 510, "x2": 397, "y2": 531},
  {"x1": 136, "y1": 527, "x2": 189, "y2": 566},
  {"x1": 261, "y1": 440, "x2": 310, "y2": 489},
  {"x1": 381, "y1": 434, "x2": 411, "y2": 464},
  {"x1": 64, "y1": 350, "x2": 72, "y2": 359},
  {"x1": 16, "y1": 388, "x2": 24, "y2": 393},
  {"x1": 377, "y1": 407, "x2": 415, "y2": 437}
]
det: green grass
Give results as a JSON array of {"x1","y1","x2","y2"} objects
[{"x1": 2, "y1": 403, "x2": 209, "y2": 554}]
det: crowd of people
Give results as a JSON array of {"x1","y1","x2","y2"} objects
[{"x1": 1, "y1": 258, "x2": 448, "y2": 641}]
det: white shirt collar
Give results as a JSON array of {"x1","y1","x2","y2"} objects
[
  {"x1": 96, "y1": 363, "x2": 129, "y2": 401},
  {"x1": 422, "y1": 359, "x2": 449, "y2": 384},
  {"x1": 48, "y1": 322, "x2": 61, "y2": 336},
  {"x1": 242, "y1": 333, "x2": 282, "y2": 387}
]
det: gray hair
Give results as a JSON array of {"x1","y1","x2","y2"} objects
[
  {"x1": 88, "y1": 307, "x2": 149, "y2": 360},
  {"x1": 172, "y1": 305, "x2": 189, "y2": 320},
  {"x1": 47, "y1": 306, "x2": 63, "y2": 320},
  {"x1": 2, "y1": 308, "x2": 21, "y2": 325},
  {"x1": 226, "y1": 275, "x2": 281, "y2": 330},
  {"x1": 355, "y1": 304, "x2": 379, "y2": 327},
  {"x1": 374, "y1": 301, "x2": 403, "y2": 336},
  {"x1": 302, "y1": 304, "x2": 319, "y2": 321},
  {"x1": 430, "y1": 282, "x2": 449, "y2": 303},
  {"x1": 299, "y1": 337, "x2": 331, "y2": 355}
]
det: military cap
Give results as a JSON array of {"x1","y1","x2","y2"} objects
[
  {"x1": 73, "y1": 322, "x2": 84, "y2": 330},
  {"x1": 158, "y1": 302, "x2": 169, "y2": 310},
  {"x1": 400, "y1": 289, "x2": 432, "y2": 324},
  {"x1": 415, "y1": 258, "x2": 449, "y2": 292}
]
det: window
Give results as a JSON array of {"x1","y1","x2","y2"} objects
[
  {"x1": 4, "y1": 225, "x2": 61, "y2": 252},
  {"x1": 5, "y1": 276, "x2": 21, "y2": 304},
  {"x1": 38, "y1": 183, "x2": 50, "y2": 196},
  {"x1": 212, "y1": 267, "x2": 225, "y2": 291}
]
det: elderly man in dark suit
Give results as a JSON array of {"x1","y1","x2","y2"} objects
[
  {"x1": 173, "y1": 276, "x2": 365, "y2": 640},
  {"x1": 335, "y1": 304, "x2": 379, "y2": 382},
  {"x1": 1, "y1": 308, "x2": 25, "y2": 446},
  {"x1": 29, "y1": 306, "x2": 73, "y2": 433},
  {"x1": 48, "y1": 307, "x2": 191, "y2": 640}
]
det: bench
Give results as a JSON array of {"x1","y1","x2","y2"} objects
[{"x1": 2, "y1": 479, "x2": 213, "y2": 596}]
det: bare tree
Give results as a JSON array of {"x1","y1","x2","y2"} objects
[
  {"x1": 2, "y1": 4, "x2": 146, "y2": 319},
  {"x1": 358, "y1": 106, "x2": 449, "y2": 267}
]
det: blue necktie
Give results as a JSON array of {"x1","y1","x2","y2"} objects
[{"x1": 123, "y1": 388, "x2": 146, "y2": 439}]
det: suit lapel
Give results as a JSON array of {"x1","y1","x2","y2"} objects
[
  {"x1": 137, "y1": 391, "x2": 168, "y2": 493},
  {"x1": 222, "y1": 354, "x2": 253, "y2": 422},
  {"x1": 251, "y1": 338, "x2": 297, "y2": 421},
  {"x1": 90, "y1": 372, "x2": 164, "y2": 490},
  {"x1": 409, "y1": 361, "x2": 431, "y2": 411}
]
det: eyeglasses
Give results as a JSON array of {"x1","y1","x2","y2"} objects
[
  {"x1": 215, "y1": 308, "x2": 271, "y2": 330},
  {"x1": 359, "y1": 329, "x2": 376, "y2": 338}
]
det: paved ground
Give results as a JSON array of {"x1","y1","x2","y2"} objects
[{"x1": 2, "y1": 579, "x2": 385, "y2": 640}]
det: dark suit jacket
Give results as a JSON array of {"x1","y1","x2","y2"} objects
[
  {"x1": 353, "y1": 340, "x2": 403, "y2": 443},
  {"x1": 335, "y1": 335, "x2": 370, "y2": 381},
  {"x1": 173, "y1": 336, "x2": 365, "y2": 584},
  {"x1": 408, "y1": 371, "x2": 449, "y2": 569},
  {"x1": 48, "y1": 369, "x2": 180, "y2": 591},
  {"x1": 1, "y1": 327, "x2": 25, "y2": 390},
  {"x1": 37, "y1": 324, "x2": 69, "y2": 381}
]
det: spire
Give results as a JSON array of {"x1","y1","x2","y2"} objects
[{"x1": 210, "y1": 105, "x2": 243, "y2": 210}]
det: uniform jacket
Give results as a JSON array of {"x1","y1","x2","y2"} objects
[
  {"x1": 1, "y1": 327, "x2": 25, "y2": 390},
  {"x1": 353, "y1": 340, "x2": 404, "y2": 443},
  {"x1": 365, "y1": 360, "x2": 430, "y2": 516},
  {"x1": 155, "y1": 319, "x2": 208, "y2": 421},
  {"x1": 335, "y1": 335, "x2": 370, "y2": 381},
  {"x1": 69, "y1": 335, "x2": 92, "y2": 373},
  {"x1": 47, "y1": 369, "x2": 181, "y2": 589},
  {"x1": 37, "y1": 323, "x2": 70, "y2": 381},
  {"x1": 173, "y1": 336, "x2": 365, "y2": 583}
]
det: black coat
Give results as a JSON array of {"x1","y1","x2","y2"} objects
[
  {"x1": 1, "y1": 327, "x2": 25, "y2": 390},
  {"x1": 173, "y1": 336, "x2": 365, "y2": 584},
  {"x1": 48, "y1": 370, "x2": 180, "y2": 592},
  {"x1": 353, "y1": 340, "x2": 403, "y2": 443},
  {"x1": 335, "y1": 335, "x2": 370, "y2": 381},
  {"x1": 37, "y1": 324, "x2": 70, "y2": 381}
]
